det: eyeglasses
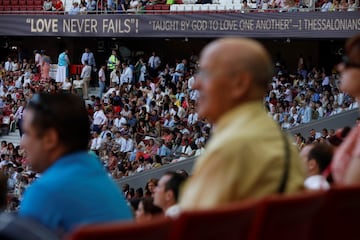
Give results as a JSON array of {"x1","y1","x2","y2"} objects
[{"x1": 342, "y1": 56, "x2": 360, "y2": 69}]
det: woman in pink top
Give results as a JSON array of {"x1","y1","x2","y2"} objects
[{"x1": 331, "y1": 34, "x2": 360, "y2": 184}]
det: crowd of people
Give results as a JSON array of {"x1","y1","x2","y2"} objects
[
  {"x1": 37, "y1": 0, "x2": 359, "y2": 14},
  {"x1": 0, "y1": 38, "x2": 357, "y2": 207},
  {"x1": 0, "y1": 34, "x2": 358, "y2": 238}
]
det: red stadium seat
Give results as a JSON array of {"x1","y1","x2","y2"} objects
[
  {"x1": 33, "y1": 0, "x2": 41, "y2": 5},
  {"x1": 26, "y1": 0, "x2": 34, "y2": 4},
  {"x1": 18, "y1": 0, "x2": 26, "y2": 5},
  {"x1": 153, "y1": 4, "x2": 162, "y2": 14},
  {"x1": 10, "y1": 0, "x2": 18, "y2": 5},
  {"x1": 170, "y1": 200, "x2": 258, "y2": 240},
  {"x1": 19, "y1": 5, "x2": 27, "y2": 12},
  {"x1": 68, "y1": 217, "x2": 173, "y2": 240},
  {"x1": 4, "y1": 6, "x2": 11, "y2": 12},
  {"x1": 249, "y1": 192, "x2": 325, "y2": 240},
  {"x1": 161, "y1": 4, "x2": 170, "y2": 13},
  {"x1": 145, "y1": 5, "x2": 154, "y2": 14},
  {"x1": 3, "y1": 0, "x2": 10, "y2": 5},
  {"x1": 0, "y1": 6, "x2": 4, "y2": 11},
  {"x1": 0, "y1": 0, "x2": 3, "y2": 5},
  {"x1": 11, "y1": 6, "x2": 19, "y2": 11},
  {"x1": 313, "y1": 185, "x2": 360, "y2": 240}
]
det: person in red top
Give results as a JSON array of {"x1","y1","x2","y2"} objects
[{"x1": 54, "y1": 0, "x2": 64, "y2": 11}]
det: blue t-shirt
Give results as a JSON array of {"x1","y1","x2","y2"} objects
[
  {"x1": 58, "y1": 52, "x2": 68, "y2": 67},
  {"x1": 19, "y1": 151, "x2": 133, "y2": 233}
]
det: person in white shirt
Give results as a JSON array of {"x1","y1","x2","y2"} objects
[
  {"x1": 81, "y1": 60, "x2": 92, "y2": 100},
  {"x1": 300, "y1": 143, "x2": 333, "y2": 190},
  {"x1": 98, "y1": 65, "x2": 106, "y2": 99},
  {"x1": 34, "y1": 50, "x2": 42, "y2": 73},
  {"x1": 72, "y1": 77, "x2": 84, "y2": 98},
  {"x1": 90, "y1": 132, "x2": 102, "y2": 154},
  {"x1": 187, "y1": 108, "x2": 198, "y2": 126},
  {"x1": 120, "y1": 62, "x2": 133, "y2": 86},
  {"x1": 153, "y1": 171, "x2": 188, "y2": 218},
  {"x1": 92, "y1": 105, "x2": 107, "y2": 133},
  {"x1": 110, "y1": 66, "x2": 120, "y2": 87},
  {"x1": 148, "y1": 51, "x2": 161, "y2": 78},
  {"x1": 114, "y1": 113, "x2": 127, "y2": 129},
  {"x1": 4, "y1": 57, "x2": 13, "y2": 72},
  {"x1": 120, "y1": 134, "x2": 134, "y2": 157},
  {"x1": 61, "y1": 78, "x2": 72, "y2": 93}
]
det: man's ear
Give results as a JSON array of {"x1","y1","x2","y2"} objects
[
  {"x1": 307, "y1": 159, "x2": 318, "y2": 172},
  {"x1": 231, "y1": 71, "x2": 252, "y2": 100},
  {"x1": 41, "y1": 128, "x2": 60, "y2": 152},
  {"x1": 165, "y1": 190, "x2": 174, "y2": 202}
]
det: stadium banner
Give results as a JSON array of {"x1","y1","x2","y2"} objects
[{"x1": 0, "y1": 12, "x2": 358, "y2": 38}]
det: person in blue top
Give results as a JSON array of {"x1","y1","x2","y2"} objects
[
  {"x1": 56, "y1": 49, "x2": 70, "y2": 85},
  {"x1": 19, "y1": 93, "x2": 133, "y2": 236}
]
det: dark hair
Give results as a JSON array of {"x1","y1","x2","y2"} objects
[
  {"x1": 27, "y1": 93, "x2": 90, "y2": 154},
  {"x1": 164, "y1": 171, "x2": 188, "y2": 202},
  {"x1": 345, "y1": 34, "x2": 360, "y2": 65},
  {"x1": 140, "y1": 197, "x2": 163, "y2": 215},
  {"x1": 307, "y1": 143, "x2": 334, "y2": 173},
  {"x1": 0, "y1": 172, "x2": 7, "y2": 210}
]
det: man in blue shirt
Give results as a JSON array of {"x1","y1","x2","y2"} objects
[{"x1": 19, "y1": 93, "x2": 133, "y2": 236}]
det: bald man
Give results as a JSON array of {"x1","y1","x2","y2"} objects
[{"x1": 179, "y1": 38, "x2": 304, "y2": 210}]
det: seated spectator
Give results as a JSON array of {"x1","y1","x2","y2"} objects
[
  {"x1": 54, "y1": 0, "x2": 64, "y2": 11},
  {"x1": 347, "y1": 0, "x2": 357, "y2": 11},
  {"x1": 69, "y1": 2, "x2": 81, "y2": 15},
  {"x1": 331, "y1": 35, "x2": 360, "y2": 185},
  {"x1": 241, "y1": 0, "x2": 251, "y2": 12},
  {"x1": 321, "y1": 0, "x2": 333, "y2": 11},
  {"x1": 339, "y1": 0, "x2": 348, "y2": 11},
  {"x1": 145, "y1": 178, "x2": 158, "y2": 197},
  {"x1": 154, "y1": 171, "x2": 188, "y2": 218},
  {"x1": 135, "y1": 198, "x2": 163, "y2": 223},
  {"x1": 79, "y1": 2, "x2": 87, "y2": 13},
  {"x1": 43, "y1": 0, "x2": 53, "y2": 11},
  {"x1": 86, "y1": 0, "x2": 97, "y2": 11},
  {"x1": 179, "y1": 38, "x2": 304, "y2": 210},
  {"x1": 300, "y1": 143, "x2": 333, "y2": 190},
  {"x1": 19, "y1": 93, "x2": 133, "y2": 235}
]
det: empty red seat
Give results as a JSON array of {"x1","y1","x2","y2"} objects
[
  {"x1": 4, "y1": 6, "x2": 11, "y2": 11},
  {"x1": 161, "y1": 4, "x2": 170, "y2": 13},
  {"x1": 10, "y1": 0, "x2": 18, "y2": 5},
  {"x1": 313, "y1": 185, "x2": 360, "y2": 240},
  {"x1": 18, "y1": 0, "x2": 26, "y2": 5},
  {"x1": 33, "y1": 0, "x2": 41, "y2": 5},
  {"x1": 0, "y1": 6, "x2": 4, "y2": 11},
  {"x1": 171, "y1": 200, "x2": 258, "y2": 240},
  {"x1": 3, "y1": 0, "x2": 10, "y2": 5},
  {"x1": 26, "y1": 0, "x2": 34, "y2": 4},
  {"x1": 249, "y1": 192, "x2": 325, "y2": 240},
  {"x1": 153, "y1": 4, "x2": 161, "y2": 13},
  {"x1": 145, "y1": 5, "x2": 154, "y2": 14},
  {"x1": 11, "y1": 6, "x2": 19, "y2": 11},
  {"x1": 68, "y1": 218, "x2": 173, "y2": 240},
  {"x1": 0, "y1": 0, "x2": 3, "y2": 5},
  {"x1": 19, "y1": 5, "x2": 26, "y2": 12}
]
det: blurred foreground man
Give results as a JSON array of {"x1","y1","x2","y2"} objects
[
  {"x1": 180, "y1": 38, "x2": 304, "y2": 210},
  {"x1": 19, "y1": 93, "x2": 132, "y2": 235}
]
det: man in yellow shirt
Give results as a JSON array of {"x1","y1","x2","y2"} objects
[{"x1": 179, "y1": 38, "x2": 305, "y2": 210}]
